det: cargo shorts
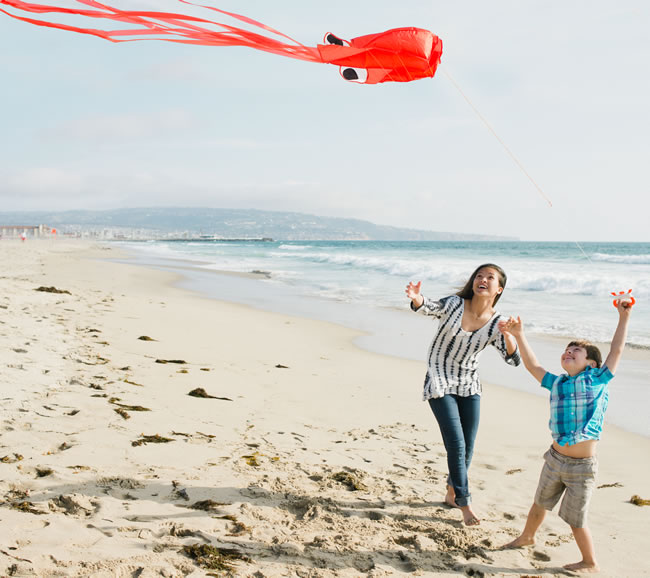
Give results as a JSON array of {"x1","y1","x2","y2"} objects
[{"x1": 533, "y1": 445, "x2": 597, "y2": 528}]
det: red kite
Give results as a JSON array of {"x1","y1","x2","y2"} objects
[{"x1": 0, "y1": 0, "x2": 442, "y2": 84}]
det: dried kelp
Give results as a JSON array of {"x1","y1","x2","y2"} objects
[
  {"x1": 242, "y1": 453, "x2": 261, "y2": 467},
  {"x1": 35, "y1": 467, "x2": 54, "y2": 478},
  {"x1": 108, "y1": 398, "x2": 150, "y2": 412},
  {"x1": 155, "y1": 359, "x2": 187, "y2": 364},
  {"x1": 188, "y1": 388, "x2": 232, "y2": 401},
  {"x1": 1, "y1": 453, "x2": 24, "y2": 463},
  {"x1": 181, "y1": 543, "x2": 250, "y2": 571},
  {"x1": 189, "y1": 499, "x2": 227, "y2": 511},
  {"x1": 138, "y1": 335, "x2": 156, "y2": 341},
  {"x1": 10, "y1": 501, "x2": 44, "y2": 515},
  {"x1": 332, "y1": 471, "x2": 368, "y2": 491},
  {"x1": 114, "y1": 408, "x2": 130, "y2": 420},
  {"x1": 131, "y1": 434, "x2": 174, "y2": 447},
  {"x1": 123, "y1": 379, "x2": 143, "y2": 387},
  {"x1": 598, "y1": 482, "x2": 623, "y2": 489},
  {"x1": 34, "y1": 286, "x2": 71, "y2": 295},
  {"x1": 630, "y1": 495, "x2": 650, "y2": 506}
]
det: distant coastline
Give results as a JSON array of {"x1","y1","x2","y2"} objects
[
  {"x1": 166, "y1": 236, "x2": 274, "y2": 243},
  {"x1": 0, "y1": 207, "x2": 517, "y2": 242}
]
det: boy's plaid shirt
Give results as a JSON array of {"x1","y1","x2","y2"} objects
[{"x1": 541, "y1": 365, "x2": 613, "y2": 446}]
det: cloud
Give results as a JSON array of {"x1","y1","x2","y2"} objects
[{"x1": 42, "y1": 109, "x2": 198, "y2": 142}]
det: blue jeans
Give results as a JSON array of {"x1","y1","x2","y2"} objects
[{"x1": 428, "y1": 394, "x2": 481, "y2": 507}]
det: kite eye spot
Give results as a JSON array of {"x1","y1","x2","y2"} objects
[
  {"x1": 341, "y1": 67, "x2": 368, "y2": 83},
  {"x1": 323, "y1": 32, "x2": 350, "y2": 46},
  {"x1": 325, "y1": 33, "x2": 344, "y2": 46}
]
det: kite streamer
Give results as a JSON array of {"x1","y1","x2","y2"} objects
[{"x1": 0, "y1": 0, "x2": 443, "y2": 84}]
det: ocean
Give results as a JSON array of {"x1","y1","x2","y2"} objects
[{"x1": 118, "y1": 239, "x2": 650, "y2": 437}]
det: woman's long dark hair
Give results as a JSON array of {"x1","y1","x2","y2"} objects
[{"x1": 456, "y1": 263, "x2": 507, "y2": 306}]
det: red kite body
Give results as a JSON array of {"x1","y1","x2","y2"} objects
[{"x1": 0, "y1": 0, "x2": 442, "y2": 84}]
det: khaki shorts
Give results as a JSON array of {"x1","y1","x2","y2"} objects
[{"x1": 534, "y1": 446, "x2": 597, "y2": 528}]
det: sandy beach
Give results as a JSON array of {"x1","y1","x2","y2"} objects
[{"x1": 1, "y1": 240, "x2": 649, "y2": 577}]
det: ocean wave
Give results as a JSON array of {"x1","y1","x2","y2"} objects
[
  {"x1": 591, "y1": 253, "x2": 650, "y2": 264},
  {"x1": 278, "y1": 244, "x2": 310, "y2": 251}
]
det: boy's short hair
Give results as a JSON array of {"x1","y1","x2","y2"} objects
[{"x1": 568, "y1": 339, "x2": 602, "y2": 368}]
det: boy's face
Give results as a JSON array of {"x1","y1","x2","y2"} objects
[{"x1": 561, "y1": 345, "x2": 597, "y2": 376}]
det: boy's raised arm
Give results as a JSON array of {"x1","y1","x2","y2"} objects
[
  {"x1": 499, "y1": 316, "x2": 546, "y2": 384},
  {"x1": 603, "y1": 300, "x2": 632, "y2": 375}
]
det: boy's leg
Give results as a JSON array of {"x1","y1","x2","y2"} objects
[
  {"x1": 503, "y1": 503, "x2": 546, "y2": 547},
  {"x1": 503, "y1": 449, "x2": 565, "y2": 548},
  {"x1": 564, "y1": 526, "x2": 599, "y2": 573},
  {"x1": 557, "y1": 455, "x2": 599, "y2": 572}
]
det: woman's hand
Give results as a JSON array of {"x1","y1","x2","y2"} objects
[{"x1": 406, "y1": 281, "x2": 424, "y2": 309}]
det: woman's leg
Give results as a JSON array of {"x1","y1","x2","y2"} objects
[
  {"x1": 428, "y1": 395, "x2": 471, "y2": 506},
  {"x1": 456, "y1": 393, "x2": 481, "y2": 474}
]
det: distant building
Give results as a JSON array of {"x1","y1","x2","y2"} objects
[{"x1": 0, "y1": 224, "x2": 52, "y2": 238}]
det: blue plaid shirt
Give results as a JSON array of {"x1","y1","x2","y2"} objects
[{"x1": 541, "y1": 365, "x2": 613, "y2": 446}]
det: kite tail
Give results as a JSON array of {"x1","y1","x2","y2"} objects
[{"x1": 0, "y1": 0, "x2": 323, "y2": 62}]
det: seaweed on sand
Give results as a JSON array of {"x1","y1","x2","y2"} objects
[
  {"x1": 242, "y1": 453, "x2": 261, "y2": 467},
  {"x1": 108, "y1": 397, "x2": 150, "y2": 412},
  {"x1": 189, "y1": 499, "x2": 227, "y2": 511},
  {"x1": 131, "y1": 434, "x2": 174, "y2": 447},
  {"x1": 34, "y1": 286, "x2": 71, "y2": 295},
  {"x1": 188, "y1": 388, "x2": 232, "y2": 401},
  {"x1": 10, "y1": 501, "x2": 44, "y2": 515},
  {"x1": 137, "y1": 335, "x2": 156, "y2": 341},
  {"x1": 332, "y1": 471, "x2": 368, "y2": 491},
  {"x1": 155, "y1": 359, "x2": 187, "y2": 364},
  {"x1": 1, "y1": 454, "x2": 24, "y2": 463},
  {"x1": 181, "y1": 543, "x2": 250, "y2": 571},
  {"x1": 114, "y1": 408, "x2": 130, "y2": 420},
  {"x1": 630, "y1": 495, "x2": 650, "y2": 506}
]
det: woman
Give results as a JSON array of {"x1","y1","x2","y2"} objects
[{"x1": 406, "y1": 263, "x2": 520, "y2": 526}]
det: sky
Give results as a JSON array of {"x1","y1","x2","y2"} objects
[{"x1": 1, "y1": 0, "x2": 649, "y2": 241}]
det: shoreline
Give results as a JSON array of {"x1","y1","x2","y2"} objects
[
  {"x1": 116, "y1": 244, "x2": 650, "y2": 439},
  {"x1": 1, "y1": 239, "x2": 649, "y2": 577}
]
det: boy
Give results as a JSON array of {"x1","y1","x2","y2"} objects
[{"x1": 498, "y1": 299, "x2": 632, "y2": 573}]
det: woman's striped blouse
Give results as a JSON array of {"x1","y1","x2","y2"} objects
[{"x1": 413, "y1": 294, "x2": 521, "y2": 400}]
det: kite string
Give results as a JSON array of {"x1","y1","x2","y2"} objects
[
  {"x1": 440, "y1": 64, "x2": 553, "y2": 208},
  {"x1": 440, "y1": 64, "x2": 597, "y2": 264}
]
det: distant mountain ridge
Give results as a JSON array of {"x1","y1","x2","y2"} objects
[{"x1": 0, "y1": 207, "x2": 517, "y2": 241}]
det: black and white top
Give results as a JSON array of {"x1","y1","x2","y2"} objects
[{"x1": 413, "y1": 294, "x2": 520, "y2": 400}]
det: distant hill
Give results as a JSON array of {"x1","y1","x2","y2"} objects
[{"x1": 0, "y1": 207, "x2": 517, "y2": 241}]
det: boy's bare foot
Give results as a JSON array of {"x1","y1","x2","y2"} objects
[
  {"x1": 563, "y1": 561, "x2": 600, "y2": 573},
  {"x1": 460, "y1": 505, "x2": 480, "y2": 526},
  {"x1": 502, "y1": 535, "x2": 535, "y2": 549}
]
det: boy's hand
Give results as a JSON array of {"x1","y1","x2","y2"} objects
[
  {"x1": 616, "y1": 298, "x2": 633, "y2": 318},
  {"x1": 498, "y1": 315, "x2": 523, "y2": 338}
]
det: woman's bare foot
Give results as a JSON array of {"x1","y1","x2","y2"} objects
[
  {"x1": 444, "y1": 485, "x2": 459, "y2": 508},
  {"x1": 563, "y1": 561, "x2": 600, "y2": 573},
  {"x1": 460, "y1": 505, "x2": 480, "y2": 526},
  {"x1": 502, "y1": 535, "x2": 535, "y2": 549}
]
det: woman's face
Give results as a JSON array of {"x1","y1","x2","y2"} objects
[{"x1": 472, "y1": 267, "x2": 503, "y2": 300}]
